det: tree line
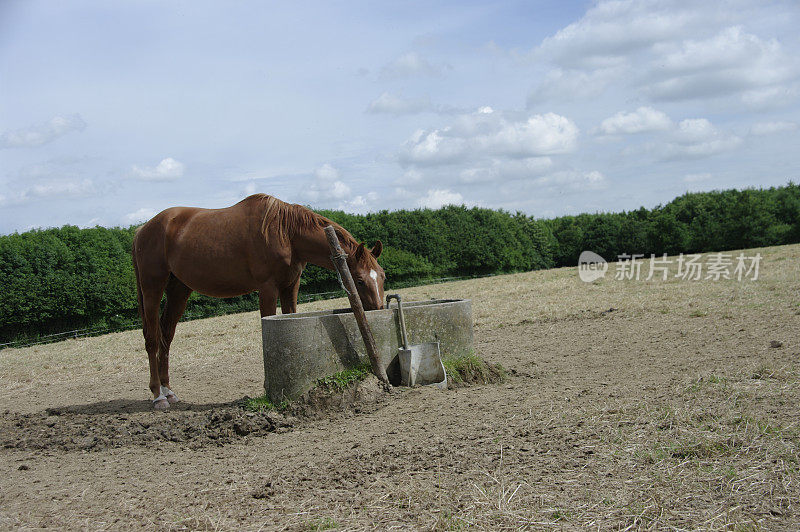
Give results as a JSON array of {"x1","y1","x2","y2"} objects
[{"x1": 1, "y1": 183, "x2": 798, "y2": 344}]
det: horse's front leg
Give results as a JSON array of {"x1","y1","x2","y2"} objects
[
  {"x1": 278, "y1": 264, "x2": 304, "y2": 314},
  {"x1": 258, "y1": 282, "x2": 278, "y2": 317}
]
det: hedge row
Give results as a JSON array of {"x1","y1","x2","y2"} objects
[
  {"x1": 1, "y1": 183, "x2": 799, "y2": 344},
  {"x1": 0, "y1": 204, "x2": 554, "y2": 343},
  {"x1": 547, "y1": 184, "x2": 800, "y2": 266}
]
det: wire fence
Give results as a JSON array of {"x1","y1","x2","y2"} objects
[{"x1": 0, "y1": 272, "x2": 501, "y2": 350}]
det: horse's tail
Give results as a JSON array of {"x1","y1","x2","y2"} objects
[{"x1": 131, "y1": 233, "x2": 144, "y2": 322}]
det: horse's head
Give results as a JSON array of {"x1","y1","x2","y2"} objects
[{"x1": 347, "y1": 240, "x2": 385, "y2": 310}]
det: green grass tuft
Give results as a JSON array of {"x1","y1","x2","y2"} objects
[
  {"x1": 751, "y1": 362, "x2": 777, "y2": 380},
  {"x1": 685, "y1": 373, "x2": 728, "y2": 393},
  {"x1": 239, "y1": 395, "x2": 289, "y2": 412},
  {"x1": 442, "y1": 351, "x2": 506, "y2": 384},
  {"x1": 316, "y1": 363, "x2": 372, "y2": 391},
  {"x1": 304, "y1": 517, "x2": 337, "y2": 530},
  {"x1": 659, "y1": 438, "x2": 739, "y2": 460}
]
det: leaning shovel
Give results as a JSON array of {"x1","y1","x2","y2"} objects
[{"x1": 386, "y1": 294, "x2": 447, "y2": 389}]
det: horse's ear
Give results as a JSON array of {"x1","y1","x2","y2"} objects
[
  {"x1": 354, "y1": 242, "x2": 366, "y2": 260},
  {"x1": 371, "y1": 240, "x2": 383, "y2": 259}
]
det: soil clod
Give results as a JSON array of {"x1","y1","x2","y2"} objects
[{"x1": 0, "y1": 356, "x2": 500, "y2": 452}]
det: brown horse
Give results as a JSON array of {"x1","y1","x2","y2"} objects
[{"x1": 132, "y1": 194, "x2": 385, "y2": 410}]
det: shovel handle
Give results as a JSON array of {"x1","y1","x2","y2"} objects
[
  {"x1": 386, "y1": 294, "x2": 409, "y2": 350},
  {"x1": 324, "y1": 225, "x2": 388, "y2": 384}
]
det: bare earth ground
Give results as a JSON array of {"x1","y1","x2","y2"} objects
[{"x1": 1, "y1": 244, "x2": 799, "y2": 530}]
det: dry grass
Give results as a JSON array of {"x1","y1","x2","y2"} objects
[{"x1": 1, "y1": 243, "x2": 799, "y2": 530}]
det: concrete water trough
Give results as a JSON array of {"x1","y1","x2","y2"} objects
[{"x1": 261, "y1": 298, "x2": 473, "y2": 402}]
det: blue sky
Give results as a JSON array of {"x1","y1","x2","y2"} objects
[{"x1": 1, "y1": 0, "x2": 799, "y2": 233}]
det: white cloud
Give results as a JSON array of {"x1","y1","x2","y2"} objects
[
  {"x1": 0, "y1": 178, "x2": 95, "y2": 206},
  {"x1": 124, "y1": 207, "x2": 157, "y2": 224},
  {"x1": 379, "y1": 52, "x2": 449, "y2": 79},
  {"x1": 338, "y1": 191, "x2": 379, "y2": 212},
  {"x1": 534, "y1": 170, "x2": 607, "y2": 191},
  {"x1": 366, "y1": 92, "x2": 433, "y2": 115},
  {"x1": 228, "y1": 165, "x2": 308, "y2": 182},
  {"x1": 741, "y1": 85, "x2": 800, "y2": 109},
  {"x1": 402, "y1": 129, "x2": 465, "y2": 165},
  {"x1": 646, "y1": 26, "x2": 799, "y2": 102},
  {"x1": 598, "y1": 112, "x2": 744, "y2": 160},
  {"x1": 314, "y1": 163, "x2": 339, "y2": 181},
  {"x1": 535, "y1": 0, "x2": 703, "y2": 70},
  {"x1": 458, "y1": 157, "x2": 553, "y2": 184},
  {"x1": 131, "y1": 157, "x2": 185, "y2": 181},
  {"x1": 417, "y1": 189, "x2": 465, "y2": 209},
  {"x1": 29, "y1": 180, "x2": 93, "y2": 197},
  {"x1": 527, "y1": 2, "x2": 800, "y2": 110},
  {"x1": 13, "y1": 156, "x2": 96, "y2": 182},
  {"x1": 392, "y1": 168, "x2": 425, "y2": 187},
  {"x1": 660, "y1": 118, "x2": 742, "y2": 159},
  {"x1": 750, "y1": 121, "x2": 798, "y2": 136},
  {"x1": 243, "y1": 182, "x2": 258, "y2": 196},
  {"x1": 351, "y1": 195, "x2": 368, "y2": 207},
  {"x1": 314, "y1": 164, "x2": 350, "y2": 199},
  {"x1": 330, "y1": 181, "x2": 351, "y2": 198},
  {"x1": 675, "y1": 118, "x2": 718, "y2": 143},
  {"x1": 478, "y1": 113, "x2": 579, "y2": 156},
  {"x1": 80, "y1": 217, "x2": 103, "y2": 229},
  {"x1": 299, "y1": 163, "x2": 355, "y2": 205},
  {"x1": 393, "y1": 187, "x2": 413, "y2": 199},
  {"x1": 400, "y1": 109, "x2": 579, "y2": 166},
  {"x1": 684, "y1": 173, "x2": 712, "y2": 183},
  {"x1": 400, "y1": 168, "x2": 423, "y2": 183},
  {"x1": 597, "y1": 106, "x2": 672, "y2": 135},
  {"x1": 0, "y1": 114, "x2": 87, "y2": 149},
  {"x1": 528, "y1": 67, "x2": 622, "y2": 105},
  {"x1": 305, "y1": 178, "x2": 351, "y2": 201},
  {"x1": 658, "y1": 27, "x2": 780, "y2": 73}
]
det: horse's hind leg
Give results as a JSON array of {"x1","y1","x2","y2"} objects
[
  {"x1": 158, "y1": 275, "x2": 192, "y2": 404},
  {"x1": 140, "y1": 280, "x2": 169, "y2": 410}
]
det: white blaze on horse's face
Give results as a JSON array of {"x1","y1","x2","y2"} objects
[
  {"x1": 352, "y1": 241, "x2": 385, "y2": 310},
  {"x1": 356, "y1": 266, "x2": 384, "y2": 310},
  {"x1": 369, "y1": 269, "x2": 378, "y2": 293}
]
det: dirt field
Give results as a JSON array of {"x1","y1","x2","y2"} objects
[{"x1": 1, "y1": 245, "x2": 799, "y2": 530}]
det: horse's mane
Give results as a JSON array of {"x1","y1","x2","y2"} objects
[{"x1": 252, "y1": 194, "x2": 358, "y2": 253}]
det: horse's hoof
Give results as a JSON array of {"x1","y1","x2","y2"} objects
[
  {"x1": 166, "y1": 392, "x2": 179, "y2": 404},
  {"x1": 153, "y1": 398, "x2": 170, "y2": 411}
]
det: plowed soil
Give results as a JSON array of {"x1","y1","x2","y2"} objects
[{"x1": 1, "y1": 244, "x2": 799, "y2": 530}]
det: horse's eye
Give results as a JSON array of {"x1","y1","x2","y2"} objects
[{"x1": 357, "y1": 279, "x2": 365, "y2": 286}]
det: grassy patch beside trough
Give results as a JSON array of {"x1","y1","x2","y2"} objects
[
  {"x1": 315, "y1": 363, "x2": 372, "y2": 391},
  {"x1": 239, "y1": 395, "x2": 289, "y2": 412},
  {"x1": 443, "y1": 351, "x2": 506, "y2": 385}
]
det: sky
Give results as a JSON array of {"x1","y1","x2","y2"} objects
[{"x1": 1, "y1": 0, "x2": 799, "y2": 234}]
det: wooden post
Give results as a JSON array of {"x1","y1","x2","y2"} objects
[{"x1": 323, "y1": 225, "x2": 389, "y2": 384}]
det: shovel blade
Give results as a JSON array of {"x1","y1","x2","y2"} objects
[{"x1": 398, "y1": 342, "x2": 446, "y2": 388}]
